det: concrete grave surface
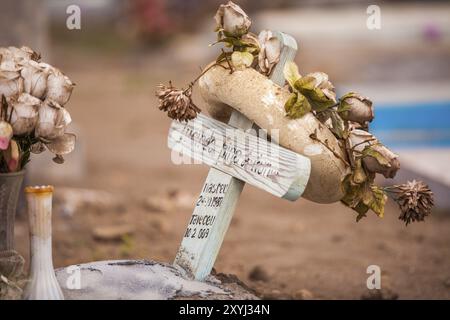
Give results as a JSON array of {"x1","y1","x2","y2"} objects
[{"x1": 55, "y1": 259, "x2": 258, "y2": 300}]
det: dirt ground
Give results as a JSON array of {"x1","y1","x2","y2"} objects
[{"x1": 12, "y1": 44, "x2": 450, "y2": 300}]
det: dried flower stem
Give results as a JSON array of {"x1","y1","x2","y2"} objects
[
  {"x1": 221, "y1": 49, "x2": 234, "y2": 74},
  {"x1": 184, "y1": 60, "x2": 233, "y2": 94},
  {"x1": 350, "y1": 138, "x2": 378, "y2": 151},
  {"x1": 309, "y1": 131, "x2": 350, "y2": 167},
  {"x1": 343, "y1": 137, "x2": 355, "y2": 169}
]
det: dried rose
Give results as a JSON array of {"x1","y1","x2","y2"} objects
[
  {"x1": 35, "y1": 99, "x2": 72, "y2": 140},
  {"x1": 214, "y1": 1, "x2": 251, "y2": 37},
  {"x1": 21, "y1": 60, "x2": 49, "y2": 99},
  {"x1": 338, "y1": 92, "x2": 374, "y2": 125},
  {"x1": 9, "y1": 93, "x2": 41, "y2": 135},
  {"x1": 294, "y1": 72, "x2": 336, "y2": 111},
  {"x1": 0, "y1": 59, "x2": 23, "y2": 99},
  {"x1": 258, "y1": 30, "x2": 281, "y2": 75},
  {"x1": 0, "y1": 120, "x2": 13, "y2": 150},
  {"x1": 349, "y1": 129, "x2": 400, "y2": 178},
  {"x1": 42, "y1": 64, "x2": 75, "y2": 106}
]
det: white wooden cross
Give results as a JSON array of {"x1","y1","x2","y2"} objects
[{"x1": 168, "y1": 32, "x2": 310, "y2": 281}]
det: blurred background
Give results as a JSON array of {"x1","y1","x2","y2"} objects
[{"x1": 2, "y1": 0, "x2": 449, "y2": 299}]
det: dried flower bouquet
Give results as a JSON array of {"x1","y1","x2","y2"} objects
[
  {"x1": 0, "y1": 46, "x2": 76, "y2": 172},
  {"x1": 156, "y1": 1, "x2": 433, "y2": 225}
]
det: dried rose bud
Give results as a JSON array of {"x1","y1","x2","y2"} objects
[
  {"x1": 214, "y1": 1, "x2": 251, "y2": 37},
  {"x1": 35, "y1": 99, "x2": 72, "y2": 140},
  {"x1": 349, "y1": 129, "x2": 400, "y2": 178},
  {"x1": 2, "y1": 139, "x2": 20, "y2": 172},
  {"x1": 0, "y1": 120, "x2": 13, "y2": 150},
  {"x1": 258, "y1": 30, "x2": 281, "y2": 76},
  {"x1": 42, "y1": 64, "x2": 75, "y2": 106},
  {"x1": 21, "y1": 60, "x2": 50, "y2": 99},
  {"x1": 338, "y1": 92, "x2": 374, "y2": 125},
  {"x1": 9, "y1": 93, "x2": 41, "y2": 135}
]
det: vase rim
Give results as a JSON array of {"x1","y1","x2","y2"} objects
[
  {"x1": 25, "y1": 185, "x2": 54, "y2": 194},
  {"x1": 0, "y1": 170, "x2": 26, "y2": 177}
]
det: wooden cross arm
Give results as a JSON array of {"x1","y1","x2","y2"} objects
[{"x1": 168, "y1": 113, "x2": 311, "y2": 200}]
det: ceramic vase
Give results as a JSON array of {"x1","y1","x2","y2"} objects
[{"x1": 22, "y1": 185, "x2": 64, "y2": 300}]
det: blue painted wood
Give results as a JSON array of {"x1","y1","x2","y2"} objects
[{"x1": 370, "y1": 101, "x2": 450, "y2": 147}]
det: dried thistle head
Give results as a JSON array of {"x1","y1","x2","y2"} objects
[
  {"x1": 156, "y1": 82, "x2": 201, "y2": 122},
  {"x1": 387, "y1": 180, "x2": 434, "y2": 225}
]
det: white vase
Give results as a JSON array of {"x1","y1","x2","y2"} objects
[{"x1": 22, "y1": 185, "x2": 64, "y2": 300}]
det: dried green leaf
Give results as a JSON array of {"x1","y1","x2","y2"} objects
[
  {"x1": 284, "y1": 92, "x2": 311, "y2": 119},
  {"x1": 337, "y1": 92, "x2": 355, "y2": 113},
  {"x1": 294, "y1": 73, "x2": 336, "y2": 111},
  {"x1": 341, "y1": 174, "x2": 363, "y2": 207},
  {"x1": 295, "y1": 81, "x2": 334, "y2": 111},
  {"x1": 367, "y1": 186, "x2": 388, "y2": 218},
  {"x1": 283, "y1": 61, "x2": 301, "y2": 89},
  {"x1": 355, "y1": 202, "x2": 370, "y2": 221},
  {"x1": 294, "y1": 75, "x2": 316, "y2": 91},
  {"x1": 362, "y1": 145, "x2": 391, "y2": 167},
  {"x1": 352, "y1": 159, "x2": 367, "y2": 184},
  {"x1": 284, "y1": 92, "x2": 297, "y2": 111},
  {"x1": 337, "y1": 99, "x2": 352, "y2": 113},
  {"x1": 329, "y1": 110, "x2": 345, "y2": 139},
  {"x1": 240, "y1": 33, "x2": 260, "y2": 54},
  {"x1": 231, "y1": 51, "x2": 254, "y2": 69},
  {"x1": 341, "y1": 173, "x2": 386, "y2": 221},
  {"x1": 243, "y1": 45, "x2": 259, "y2": 53}
]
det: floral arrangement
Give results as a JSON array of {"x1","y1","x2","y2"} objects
[
  {"x1": 156, "y1": 1, "x2": 433, "y2": 225},
  {"x1": 0, "y1": 46, "x2": 76, "y2": 173}
]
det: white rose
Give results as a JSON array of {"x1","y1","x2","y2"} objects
[
  {"x1": 44, "y1": 65, "x2": 75, "y2": 106},
  {"x1": 36, "y1": 99, "x2": 72, "y2": 140},
  {"x1": 214, "y1": 1, "x2": 251, "y2": 37},
  {"x1": 21, "y1": 60, "x2": 49, "y2": 99},
  {"x1": 9, "y1": 93, "x2": 41, "y2": 135},
  {"x1": 0, "y1": 56, "x2": 23, "y2": 98}
]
